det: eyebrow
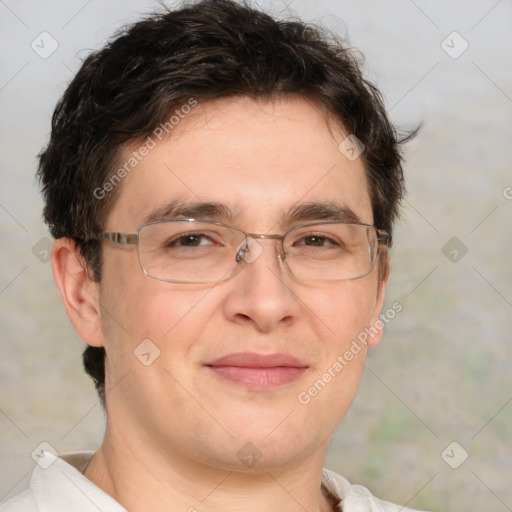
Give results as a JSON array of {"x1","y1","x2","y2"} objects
[
  {"x1": 142, "y1": 199, "x2": 362, "y2": 226},
  {"x1": 143, "y1": 200, "x2": 240, "y2": 224},
  {"x1": 283, "y1": 202, "x2": 362, "y2": 224}
]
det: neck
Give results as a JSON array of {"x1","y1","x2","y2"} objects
[{"x1": 84, "y1": 428, "x2": 334, "y2": 512}]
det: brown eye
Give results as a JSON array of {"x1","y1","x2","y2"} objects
[
  {"x1": 301, "y1": 235, "x2": 333, "y2": 246},
  {"x1": 294, "y1": 234, "x2": 339, "y2": 247},
  {"x1": 165, "y1": 232, "x2": 216, "y2": 248},
  {"x1": 176, "y1": 234, "x2": 204, "y2": 246}
]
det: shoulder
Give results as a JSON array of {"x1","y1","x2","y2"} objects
[
  {"x1": 0, "y1": 490, "x2": 37, "y2": 512},
  {"x1": 1, "y1": 451, "x2": 127, "y2": 512},
  {"x1": 321, "y1": 468, "x2": 430, "y2": 512}
]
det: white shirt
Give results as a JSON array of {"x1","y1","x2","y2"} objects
[{"x1": 0, "y1": 451, "x2": 427, "y2": 512}]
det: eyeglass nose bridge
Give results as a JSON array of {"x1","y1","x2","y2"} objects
[{"x1": 235, "y1": 233, "x2": 287, "y2": 264}]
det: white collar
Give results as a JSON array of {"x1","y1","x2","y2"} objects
[{"x1": 26, "y1": 451, "x2": 423, "y2": 512}]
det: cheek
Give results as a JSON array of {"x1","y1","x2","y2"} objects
[
  {"x1": 308, "y1": 277, "x2": 379, "y2": 346},
  {"x1": 98, "y1": 274, "x2": 222, "y2": 424},
  {"x1": 294, "y1": 281, "x2": 379, "y2": 432},
  {"x1": 98, "y1": 253, "x2": 220, "y2": 373}
]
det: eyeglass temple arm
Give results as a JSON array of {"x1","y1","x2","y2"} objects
[
  {"x1": 96, "y1": 232, "x2": 139, "y2": 244},
  {"x1": 377, "y1": 230, "x2": 391, "y2": 247}
]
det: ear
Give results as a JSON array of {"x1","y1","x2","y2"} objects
[
  {"x1": 366, "y1": 258, "x2": 389, "y2": 348},
  {"x1": 51, "y1": 238, "x2": 104, "y2": 347}
]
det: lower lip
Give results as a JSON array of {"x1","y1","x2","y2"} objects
[{"x1": 207, "y1": 366, "x2": 307, "y2": 390}]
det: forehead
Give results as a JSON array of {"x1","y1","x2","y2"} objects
[{"x1": 106, "y1": 96, "x2": 373, "y2": 231}]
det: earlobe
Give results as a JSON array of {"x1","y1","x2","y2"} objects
[{"x1": 51, "y1": 238, "x2": 104, "y2": 347}]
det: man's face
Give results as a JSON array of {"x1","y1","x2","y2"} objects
[{"x1": 95, "y1": 96, "x2": 387, "y2": 471}]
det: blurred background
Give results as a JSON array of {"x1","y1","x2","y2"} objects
[{"x1": 0, "y1": 0, "x2": 511, "y2": 510}]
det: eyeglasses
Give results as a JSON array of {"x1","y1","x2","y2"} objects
[{"x1": 94, "y1": 219, "x2": 390, "y2": 284}]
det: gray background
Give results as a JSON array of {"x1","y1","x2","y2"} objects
[{"x1": 1, "y1": 0, "x2": 511, "y2": 510}]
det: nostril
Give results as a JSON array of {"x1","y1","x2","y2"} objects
[{"x1": 235, "y1": 313, "x2": 251, "y2": 322}]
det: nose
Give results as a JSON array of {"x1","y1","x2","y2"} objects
[{"x1": 222, "y1": 237, "x2": 301, "y2": 333}]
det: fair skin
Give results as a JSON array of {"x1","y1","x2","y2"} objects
[{"x1": 52, "y1": 96, "x2": 388, "y2": 512}]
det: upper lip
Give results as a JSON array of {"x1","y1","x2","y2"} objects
[{"x1": 205, "y1": 352, "x2": 308, "y2": 368}]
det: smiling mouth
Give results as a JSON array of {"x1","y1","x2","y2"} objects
[{"x1": 205, "y1": 352, "x2": 309, "y2": 390}]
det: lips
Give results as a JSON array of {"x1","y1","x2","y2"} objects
[
  {"x1": 205, "y1": 352, "x2": 309, "y2": 390},
  {"x1": 207, "y1": 352, "x2": 307, "y2": 368}
]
